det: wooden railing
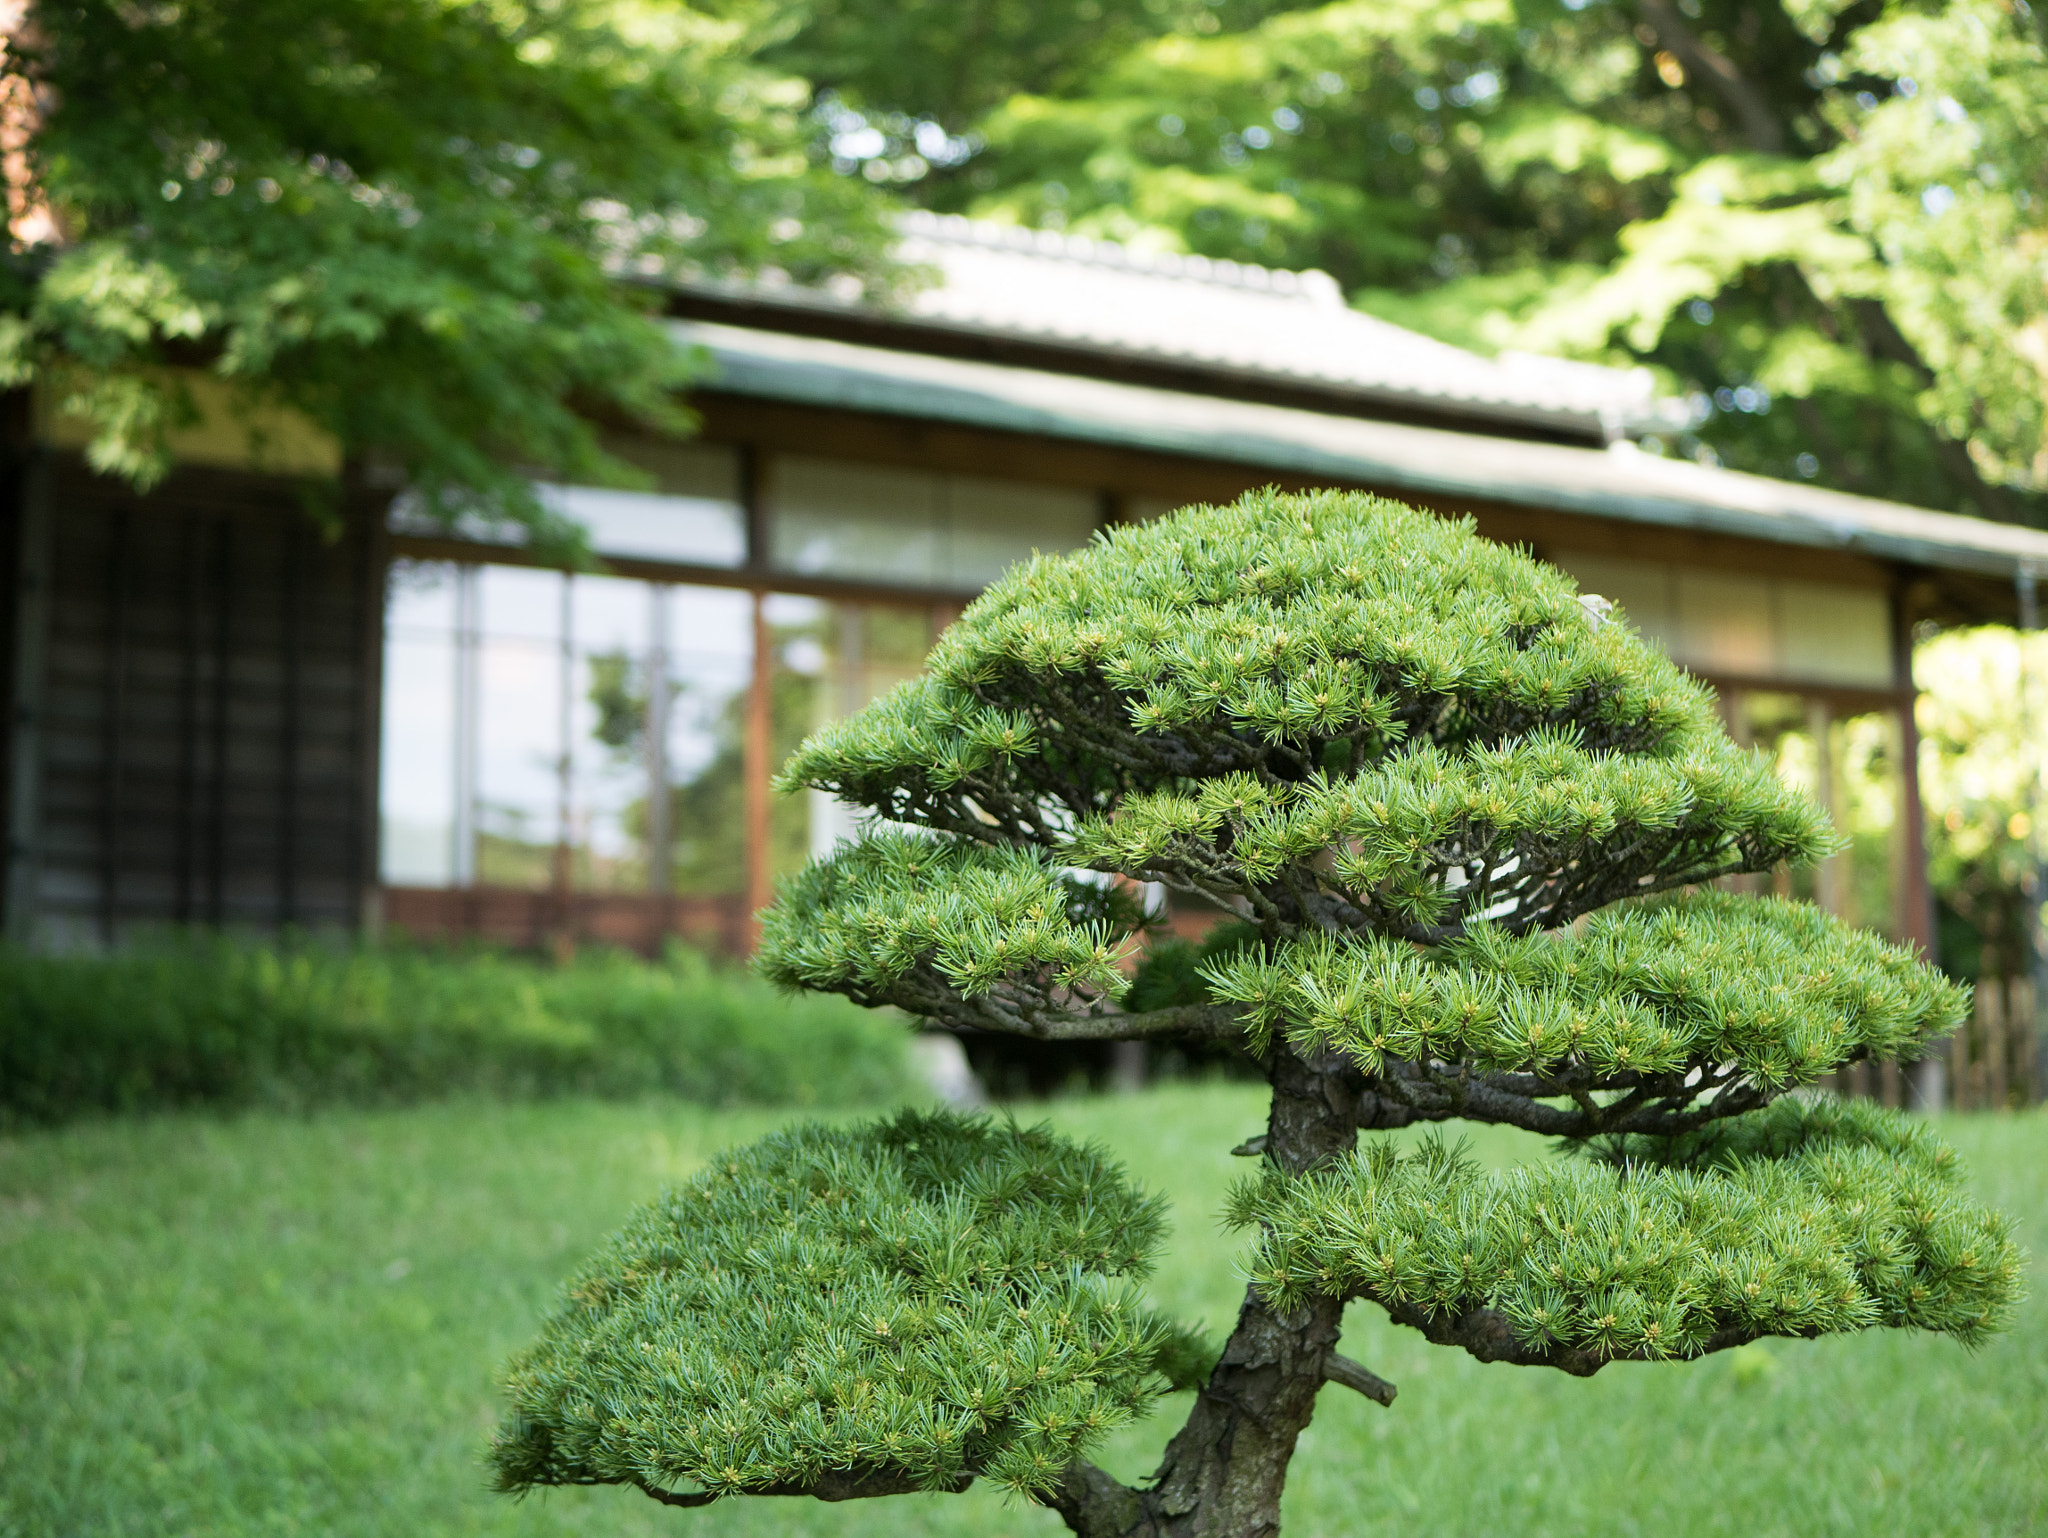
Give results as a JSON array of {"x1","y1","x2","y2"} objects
[
  {"x1": 1949, "y1": 975, "x2": 2039, "y2": 1112},
  {"x1": 377, "y1": 886, "x2": 752, "y2": 959}
]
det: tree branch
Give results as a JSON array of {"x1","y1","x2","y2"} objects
[
  {"x1": 634, "y1": 1468, "x2": 972, "y2": 1507},
  {"x1": 1371, "y1": 1295, "x2": 1790, "y2": 1375},
  {"x1": 1041, "y1": 1458, "x2": 1152, "y2": 1538},
  {"x1": 1634, "y1": 0, "x2": 1784, "y2": 153},
  {"x1": 1320, "y1": 1352, "x2": 1397, "y2": 1406}
]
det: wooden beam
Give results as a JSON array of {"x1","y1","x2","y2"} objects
[{"x1": 682, "y1": 395, "x2": 1903, "y2": 591}]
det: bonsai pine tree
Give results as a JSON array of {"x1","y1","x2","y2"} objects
[{"x1": 493, "y1": 490, "x2": 2022, "y2": 1536}]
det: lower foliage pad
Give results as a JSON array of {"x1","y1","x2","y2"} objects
[
  {"x1": 1231, "y1": 1098, "x2": 2023, "y2": 1366},
  {"x1": 492, "y1": 1111, "x2": 1177, "y2": 1502}
]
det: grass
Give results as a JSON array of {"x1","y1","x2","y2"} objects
[
  {"x1": 0, "y1": 937, "x2": 908, "y2": 1125},
  {"x1": 1, "y1": 1084, "x2": 2041, "y2": 1537}
]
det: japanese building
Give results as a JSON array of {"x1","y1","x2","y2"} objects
[{"x1": 7, "y1": 213, "x2": 2047, "y2": 1024}]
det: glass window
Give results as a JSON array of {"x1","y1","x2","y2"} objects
[
  {"x1": 379, "y1": 560, "x2": 762, "y2": 901},
  {"x1": 392, "y1": 440, "x2": 746, "y2": 567},
  {"x1": 1777, "y1": 580, "x2": 1891, "y2": 687},
  {"x1": 565, "y1": 576, "x2": 654, "y2": 891},
  {"x1": 941, "y1": 474, "x2": 1100, "y2": 587},
  {"x1": 1676, "y1": 569, "x2": 1775, "y2": 676},
  {"x1": 379, "y1": 560, "x2": 460, "y2": 885},
  {"x1": 539, "y1": 440, "x2": 745, "y2": 567},
  {"x1": 660, "y1": 587, "x2": 757, "y2": 897},
  {"x1": 795, "y1": 601, "x2": 940, "y2": 862},
  {"x1": 771, "y1": 458, "x2": 944, "y2": 584},
  {"x1": 1548, "y1": 552, "x2": 1679, "y2": 657},
  {"x1": 769, "y1": 455, "x2": 1097, "y2": 588},
  {"x1": 474, "y1": 567, "x2": 569, "y2": 889}
]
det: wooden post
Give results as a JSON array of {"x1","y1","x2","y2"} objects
[
  {"x1": 645, "y1": 583, "x2": 672, "y2": 952},
  {"x1": 1988, "y1": 977, "x2": 2010, "y2": 1112},
  {"x1": 2018, "y1": 563, "x2": 2048, "y2": 1104},
  {"x1": 347, "y1": 466, "x2": 394, "y2": 940},
  {"x1": 1891, "y1": 592, "x2": 1938, "y2": 957},
  {"x1": 744, "y1": 589, "x2": 772, "y2": 953},
  {"x1": 1951, "y1": 1016, "x2": 1972, "y2": 1112},
  {"x1": 1890, "y1": 586, "x2": 1944, "y2": 1108},
  {"x1": 98, "y1": 504, "x2": 130, "y2": 945},
  {"x1": 1807, "y1": 697, "x2": 1841, "y2": 919},
  {"x1": 451, "y1": 564, "x2": 480, "y2": 892},
  {"x1": 551, "y1": 573, "x2": 574, "y2": 953}
]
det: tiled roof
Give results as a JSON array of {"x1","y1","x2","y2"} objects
[{"x1": 677, "y1": 212, "x2": 1682, "y2": 443}]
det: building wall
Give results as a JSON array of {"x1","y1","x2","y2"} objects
[{"x1": 2, "y1": 452, "x2": 382, "y2": 944}]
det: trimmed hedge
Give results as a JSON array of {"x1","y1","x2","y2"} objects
[{"x1": 0, "y1": 936, "x2": 911, "y2": 1125}]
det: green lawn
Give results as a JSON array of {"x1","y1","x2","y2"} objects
[{"x1": 2, "y1": 1085, "x2": 2042, "y2": 1537}]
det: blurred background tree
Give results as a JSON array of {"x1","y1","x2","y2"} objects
[
  {"x1": 1918, "y1": 627, "x2": 2048, "y2": 983},
  {"x1": 779, "y1": 0, "x2": 2048, "y2": 525},
  {"x1": 0, "y1": 0, "x2": 891, "y2": 528}
]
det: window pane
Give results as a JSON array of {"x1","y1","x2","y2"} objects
[
  {"x1": 940, "y1": 476, "x2": 1098, "y2": 587},
  {"x1": 379, "y1": 562, "x2": 459, "y2": 884},
  {"x1": 536, "y1": 438, "x2": 746, "y2": 567},
  {"x1": 787, "y1": 600, "x2": 938, "y2": 864},
  {"x1": 386, "y1": 556, "x2": 458, "y2": 634},
  {"x1": 474, "y1": 567, "x2": 566, "y2": 889},
  {"x1": 663, "y1": 587, "x2": 755, "y2": 897},
  {"x1": 1547, "y1": 552, "x2": 1679, "y2": 657},
  {"x1": 568, "y1": 576, "x2": 654, "y2": 892},
  {"x1": 395, "y1": 443, "x2": 745, "y2": 566},
  {"x1": 771, "y1": 457, "x2": 942, "y2": 584},
  {"x1": 1777, "y1": 581, "x2": 1890, "y2": 686},
  {"x1": 1675, "y1": 570, "x2": 1774, "y2": 675}
]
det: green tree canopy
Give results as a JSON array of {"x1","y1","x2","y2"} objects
[
  {"x1": 819, "y1": 0, "x2": 2048, "y2": 524},
  {"x1": 0, "y1": 0, "x2": 889, "y2": 526},
  {"x1": 496, "y1": 491, "x2": 2021, "y2": 1535}
]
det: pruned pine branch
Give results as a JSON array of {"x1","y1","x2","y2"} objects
[
  {"x1": 1321, "y1": 1353, "x2": 1397, "y2": 1406},
  {"x1": 507, "y1": 492, "x2": 2016, "y2": 1538},
  {"x1": 635, "y1": 1469, "x2": 971, "y2": 1507}
]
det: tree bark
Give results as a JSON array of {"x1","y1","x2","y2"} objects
[{"x1": 1042, "y1": 1046, "x2": 1367, "y2": 1538}]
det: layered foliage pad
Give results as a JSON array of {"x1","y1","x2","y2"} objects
[
  {"x1": 777, "y1": 494, "x2": 1828, "y2": 936},
  {"x1": 756, "y1": 835, "x2": 1134, "y2": 1032},
  {"x1": 1204, "y1": 893, "x2": 1968, "y2": 1086},
  {"x1": 493, "y1": 1112, "x2": 1176, "y2": 1504},
  {"x1": 1231, "y1": 1099, "x2": 2023, "y2": 1371}
]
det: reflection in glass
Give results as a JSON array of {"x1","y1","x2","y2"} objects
[
  {"x1": 770, "y1": 455, "x2": 1096, "y2": 588},
  {"x1": 379, "y1": 560, "x2": 460, "y2": 884},
  {"x1": 392, "y1": 440, "x2": 746, "y2": 567},
  {"x1": 380, "y1": 562, "x2": 767, "y2": 900},
  {"x1": 474, "y1": 567, "x2": 568, "y2": 889}
]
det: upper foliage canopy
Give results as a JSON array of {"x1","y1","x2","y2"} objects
[{"x1": 763, "y1": 490, "x2": 1973, "y2": 1145}]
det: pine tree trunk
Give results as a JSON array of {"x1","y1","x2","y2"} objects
[{"x1": 1045, "y1": 1047, "x2": 1366, "y2": 1538}]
